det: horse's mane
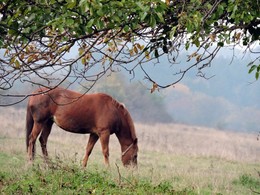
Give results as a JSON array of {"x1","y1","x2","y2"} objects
[
  {"x1": 122, "y1": 106, "x2": 137, "y2": 140},
  {"x1": 111, "y1": 98, "x2": 137, "y2": 141}
]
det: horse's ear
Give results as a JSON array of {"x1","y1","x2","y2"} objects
[{"x1": 133, "y1": 138, "x2": 138, "y2": 145}]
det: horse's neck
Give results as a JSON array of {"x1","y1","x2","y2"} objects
[{"x1": 116, "y1": 129, "x2": 133, "y2": 151}]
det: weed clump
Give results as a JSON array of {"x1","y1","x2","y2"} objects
[{"x1": 233, "y1": 173, "x2": 260, "y2": 194}]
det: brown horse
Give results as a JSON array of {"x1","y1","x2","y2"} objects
[{"x1": 26, "y1": 87, "x2": 138, "y2": 167}]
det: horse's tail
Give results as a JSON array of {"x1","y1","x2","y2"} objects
[{"x1": 26, "y1": 103, "x2": 34, "y2": 152}]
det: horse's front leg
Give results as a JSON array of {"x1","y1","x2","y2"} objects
[
  {"x1": 99, "y1": 130, "x2": 110, "y2": 166},
  {"x1": 83, "y1": 133, "x2": 99, "y2": 167}
]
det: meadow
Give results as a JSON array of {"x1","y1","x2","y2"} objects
[{"x1": 0, "y1": 107, "x2": 259, "y2": 194}]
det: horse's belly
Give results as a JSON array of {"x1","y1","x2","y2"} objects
[{"x1": 53, "y1": 116, "x2": 91, "y2": 134}]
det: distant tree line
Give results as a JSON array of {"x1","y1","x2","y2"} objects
[{"x1": 86, "y1": 74, "x2": 173, "y2": 124}]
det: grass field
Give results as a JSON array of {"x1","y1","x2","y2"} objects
[{"x1": 0, "y1": 107, "x2": 259, "y2": 194}]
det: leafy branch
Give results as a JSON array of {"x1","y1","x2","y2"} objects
[{"x1": 0, "y1": 0, "x2": 259, "y2": 103}]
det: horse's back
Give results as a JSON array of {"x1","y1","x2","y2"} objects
[{"x1": 28, "y1": 87, "x2": 123, "y2": 134}]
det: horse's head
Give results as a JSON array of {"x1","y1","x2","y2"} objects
[{"x1": 121, "y1": 138, "x2": 138, "y2": 167}]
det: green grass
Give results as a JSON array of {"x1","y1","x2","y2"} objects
[
  {"x1": 233, "y1": 173, "x2": 260, "y2": 193},
  {"x1": 0, "y1": 156, "x2": 195, "y2": 194}
]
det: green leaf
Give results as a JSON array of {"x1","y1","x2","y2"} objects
[
  {"x1": 112, "y1": 15, "x2": 121, "y2": 23},
  {"x1": 154, "y1": 49, "x2": 159, "y2": 58},
  {"x1": 97, "y1": 9, "x2": 103, "y2": 17},
  {"x1": 66, "y1": 18, "x2": 74, "y2": 26},
  {"x1": 185, "y1": 42, "x2": 190, "y2": 50},
  {"x1": 195, "y1": 40, "x2": 200, "y2": 47},
  {"x1": 123, "y1": 25, "x2": 130, "y2": 33},
  {"x1": 136, "y1": 2, "x2": 143, "y2": 10},
  {"x1": 140, "y1": 12, "x2": 148, "y2": 21},
  {"x1": 217, "y1": 42, "x2": 224, "y2": 47},
  {"x1": 27, "y1": 13, "x2": 36, "y2": 22},
  {"x1": 170, "y1": 26, "x2": 177, "y2": 38},
  {"x1": 248, "y1": 65, "x2": 257, "y2": 74},
  {"x1": 257, "y1": 66, "x2": 260, "y2": 72},
  {"x1": 0, "y1": 39, "x2": 3, "y2": 47},
  {"x1": 149, "y1": 15, "x2": 156, "y2": 28},
  {"x1": 162, "y1": 46, "x2": 168, "y2": 53},
  {"x1": 255, "y1": 72, "x2": 259, "y2": 80},
  {"x1": 186, "y1": 21, "x2": 193, "y2": 33},
  {"x1": 79, "y1": 0, "x2": 90, "y2": 12},
  {"x1": 96, "y1": 20, "x2": 104, "y2": 29},
  {"x1": 86, "y1": 19, "x2": 94, "y2": 28},
  {"x1": 67, "y1": 0, "x2": 77, "y2": 9},
  {"x1": 156, "y1": 13, "x2": 164, "y2": 23}
]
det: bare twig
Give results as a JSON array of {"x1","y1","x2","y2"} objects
[{"x1": 115, "y1": 163, "x2": 122, "y2": 186}]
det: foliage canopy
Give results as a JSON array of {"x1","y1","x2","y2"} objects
[{"x1": 0, "y1": 0, "x2": 259, "y2": 103}]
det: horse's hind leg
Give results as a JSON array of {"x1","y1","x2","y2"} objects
[
  {"x1": 28, "y1": 122, "x2": 43, "y2": 161},
  {"x1": 39, "y1": 120, "x2": 53, "y2": 161},
  {"x1": 83, "y1": 133, "x2": 99, "y2": 167}
]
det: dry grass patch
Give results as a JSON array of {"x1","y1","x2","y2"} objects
[
  {"x1": 136, "y1": 123, "x2": 260, "y2": 162},
  {"x1": 1, "y1": 108, "x2": 259, "y2": 163}
]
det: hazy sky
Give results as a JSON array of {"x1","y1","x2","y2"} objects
[{"x1": 129, "y1": 47, "x2": 260, "y2": 132}]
